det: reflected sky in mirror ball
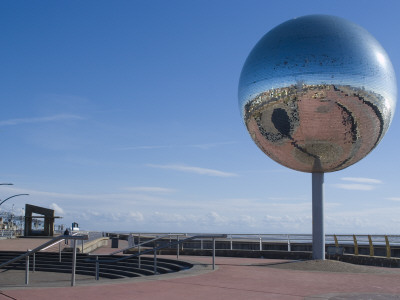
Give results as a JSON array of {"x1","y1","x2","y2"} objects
[{"x1": 238, "y1": 15, "x2": 397, "y2": 173}]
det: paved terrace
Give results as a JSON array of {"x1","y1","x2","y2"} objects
[{"x1": 1, "y1": 238, "x2": 400, "y2": 299}]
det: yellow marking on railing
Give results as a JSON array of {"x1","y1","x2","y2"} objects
[
  {"x1": 353, "y1": 235, "x2": 359, "y2": 256},
  {"x1": 368, "y1": 235, "x2": 374, "y2": 256},
  {"x1": 385, "y1": 235, "x2": 391, "y2": 258},
  {"x1": 333, "y1": 234, "x2": 339, "y2": 247}
]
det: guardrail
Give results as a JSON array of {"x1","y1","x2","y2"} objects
[
  {"x1": 0, "y1": 234, "x2": 88, "y2": 286},
  {"x1": 110, "y1": 233, "x2": 400, "y2": 258},
  {"x1": 87, "y1": 234, "x2": 227, "y2": 280},
  {"x1": 332, "y1": 234, "x2": 400, "y2": 258}
]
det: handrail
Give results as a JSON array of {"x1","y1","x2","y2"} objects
[
  {"x1": 41, "y1": 231, "x2": 80, "y2": 251},
  {"x1": 0, "y1": 234, "x2": 88, "y2": 269},
  {"x1": 0, "y1": 234, "x2": 88, "y2": 287},
  {"x1": 109, "y1": 233, "x2": 169, "y2": 255},
  {"x1": 89, "y1": 234, "x2": 226, "y2": 264},
  {"x1": 88, "y1": 234, "x2": 227, "y2": 277},
  {"x1": 109, "y1": 233, "x2": 187, "y2": 255}
]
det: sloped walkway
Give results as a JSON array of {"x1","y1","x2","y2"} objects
[{"x1": 1, "y1": 238, "x2": 400, "y2": 299}]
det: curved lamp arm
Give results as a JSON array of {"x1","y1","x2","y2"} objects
[{"x1": 0, "y1": 194, "x2": 29, "y2": 207}]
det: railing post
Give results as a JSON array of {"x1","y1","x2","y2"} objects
[
  {"x1": 287, "y1": 235, "x2": 291, "y2": 252},
  {"x1": 153, "y1": 247, "x2": 157, "y2": 275},
  {"x1": 368, "y1": 235, "x2": 374, "y2": 257},
  {"x1": 200, "y1": 238, "x2": 203, "y2": 250},
  {"x1": 230, "y1": 235, "x2": 233, "y2": 250},
  {"x1": 385, "y1": 235, "x2": 391, "y2": 258},
  {"x1": 177, "y1": 235, "x2": 180, "y2": 259},
  {"x1": 59, "y1": 241, "x2": 62, "y2": 262},
  {"x1": 25, "y1": 254, "x2": 29, "y2": 285},
  {"x1": 259, "y1": 236, "x2": 262, "y2": 251},
  {"x1": 95, "y1": 255, "x2": 99, "y2": 280},
  {"x1": 81, "y1": 239, "x2": 84, "y2": 254},
  {"x1": 138, "y1": 233, "x2": 141, "y2": 268},
  {"x1": 334, "y1": 234, "x2": 339, "y2": 247},
  {"x1": 212, "y1": 238, "x2": 216, "y2": 270},
  {"x1": 353, "y1": 235, "x2": 359, "y2": 256},
  {"x1": 71, "y1": 239, "x2": 77, "y2": 286},
  {"x1": 33, "y1": 252, "x2": 36, "y2": 272}
]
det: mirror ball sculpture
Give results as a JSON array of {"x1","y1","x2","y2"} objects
[{"x1": 238, "y1": 15, "x2": 397, "y2": 259}]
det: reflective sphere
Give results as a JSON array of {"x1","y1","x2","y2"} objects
[{"x1": 238, "y1": 15, "x2": 397, "y2": 173}]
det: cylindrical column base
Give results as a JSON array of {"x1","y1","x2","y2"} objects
[{"x1": 312, "y1": 172, "x2": 325, "y2": 260}]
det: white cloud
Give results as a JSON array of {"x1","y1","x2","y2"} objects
[
  {"x1": 118, "y1": 141, "x2": 236, "y2": 151},
  {"x1": 206, "y1": 211, "x2": 227, "y2": 224},
  {"x1": 187, "y1": 141, "x2": 237, "y2": 150},
  {"x1": 333, "y1": 177, "x2": 382, "y2": 191},
  {"x1": 267, "y1": 196, "x2": 307, "y2": 201},
  {"x1": 151, "y1": 211, "x2": 189, "y2": 224},
  {"x1": 49, "y1": 203, "x2": 64, "y2": 215},
  {"x1": 386, "y1": 197, "x2": 400, "y2": 202},
  {"x1": 333, "y1": 183, "x2": 377, "y2": 191},
  {"x1": 129, "y1": 211, "x2": 144, "y2": 222},
  {"x1": 341, "y1": 177, "x2": 382, "y2": 184},
  {"x1": 124, "y1": 186, "x2": 176, "y2": 193},
  {"x1": 147, "y1": 164, "x2": 238, "y2": 177},
  {"x1": 0, "y1": 114, "x2": 84, "y2": 126}
]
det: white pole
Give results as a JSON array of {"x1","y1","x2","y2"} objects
[
  {"x1": 312, "y1": 172, "x2": 325, "y2": 260},
  {"x1": 25, "y1": 255, "x2": 29, "y2": 285}
]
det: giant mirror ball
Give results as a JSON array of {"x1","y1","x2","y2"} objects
[{"x1": 238, "y1": 15, "x2": 397, "y2": 173}]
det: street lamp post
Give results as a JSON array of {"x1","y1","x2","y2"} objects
[{"x1": 0, "y1": 194, "x2": 29, "y2": 207}]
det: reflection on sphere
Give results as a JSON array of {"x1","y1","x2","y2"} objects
[{"x1": 238, "y1": 15, "x2": 397, "y2": 173}]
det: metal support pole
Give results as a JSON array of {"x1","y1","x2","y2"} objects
[
  {"x1": 138, "y1": 233, "x2": 141, "y2": 268},
  {"x1": 25, "y1": 255, "x2": 29, "y2": 285},
  {"x1": 177, "y1": 235, "x2": 180, "y2": 259},
  {"x1": 153, "y1": 248, "x2": 157, "y2": 275},
  {"x1": 200, "y1": 238, "x2": 203, "y2": 250},
  {"x1": 312, "y1": 172, "x2": 325, "y2": 260},
  {"x1": 81, "y1": 239, "x2": 84, "y2": 254},
  {"x1": 212, "y1": 238, "x2": 216, "y2": 270},
  {"x1": 95, "y1": 256, "x2": 99, "y2": 280},
  {"x1": 71, "y1": 239, "x2": 77, "y2": 286},
  {"x1": 230, "y1": 235, "x2": 233, "y2": 250},
  {"x1": 259, "y1": 236, "x2": 262, "y2": 251},
  {"x1": 353, "y1": 234, "x2": 359, "y2": 256},
  {"x1": 33, "y1": 252, "x2": 36, "y2": 272},
  {"x1": 59, "y1": 241, "x2": 62, "y2": 262},
  {"x1": 385, "y1": 235, "x2": 391, "y2": 258},
  {"x1": 368, "y1": 235, "x2": 374, "y2": 256},
  {"x1": 287, "y1": 235, "x2": 291, "y2": 252}
]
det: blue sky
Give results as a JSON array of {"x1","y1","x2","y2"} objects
[{"x1": 0, "y1": 0, "x2": 400, "y2": 234}]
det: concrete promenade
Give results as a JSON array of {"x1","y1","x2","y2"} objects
[{"x1": 1, "y1": 238, "x2": 400, "y2": 299}]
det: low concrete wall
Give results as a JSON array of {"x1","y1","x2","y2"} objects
[
  {"x1": 83, "y1": 237, "x2": 109, "y2": 253},
  {"x1": 332, "y1": 254, "x2": 400, "y2": 268},
  {"x1": 159, "y1": 248, "x2": 312, "y2": 260},
  {"x1": 64, "y1": 237, "x2": 109, "y2": 253}
]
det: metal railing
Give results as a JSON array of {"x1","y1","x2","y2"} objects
[
  {"x1": 0, "y1": 234, "x2": 88, "y2": 286},
  {"x1": 87, "y1": 234, "x2": 227, "y2": 280},
  {"x1": 114, "y1": 233, "x2": 400, "y2": 258},
  {"x1": 331, "y1": 234, "x2": 400, "y2": 258}
]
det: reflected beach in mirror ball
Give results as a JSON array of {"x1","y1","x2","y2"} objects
[{"x1": 238, "y1": 15, "x2": 397, "y2": 173}]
